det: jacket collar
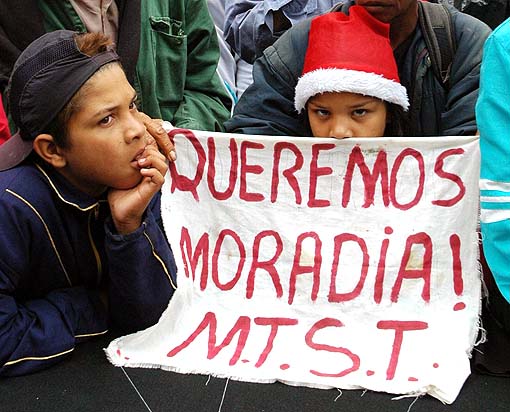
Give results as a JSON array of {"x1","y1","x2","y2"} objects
[{"x1": 35, "y1": 161, "x2": 101, "y2": 211}]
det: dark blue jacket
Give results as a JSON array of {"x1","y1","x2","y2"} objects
[{"x1": 0, "y1": 159, "x2": 177, "y2": 376}]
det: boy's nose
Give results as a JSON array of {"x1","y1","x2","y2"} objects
[
  {"x1": 329, "y1": 118, "x2": 353, "y2": 139},
  {"x1": 124, "y1": 113, "x2": 146, "y2": 143}
]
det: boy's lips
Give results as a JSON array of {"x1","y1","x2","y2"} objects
[
  {"x1": 132, "y1": 148, "x2": 145, "y2": 162},
  {"x1": 131, "y1": 147, "x2": 146, "y2": 168}
]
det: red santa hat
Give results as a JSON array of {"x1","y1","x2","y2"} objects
[{"x1": 294, "y1": 6, "x2": 409, "y2": 113}]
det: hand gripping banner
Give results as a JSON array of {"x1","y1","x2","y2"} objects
[{"x1": 106, "y1": 131, "x2": 481, "y2": 404}]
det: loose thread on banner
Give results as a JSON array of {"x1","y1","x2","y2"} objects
[
  {"x1": 474, "y1": 322, "x2": 487, "y2": 347},
  {"x1": 473, "y1": 346, "x2": 485, "y2": 355},
  {"x1": 121, "y1": 366, "x2": 154, "y2": 412},
  {"x1": 334, "y1": 389, "x2": 343, "y2": 402},
  {"x1": 360, "y1": 389, "x2": 368, "y2": 397},
  {"x1": 406, "y1": 396, "x2": 420, "y2": 412},
  {"x1": 218, "y1": 377, "x2": 230, "y2": 412},
  {"x1": 205, "y1": 375, "x2": 212, "y2": 386}
]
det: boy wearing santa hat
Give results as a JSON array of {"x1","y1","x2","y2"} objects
[{"x1": 294, "y1": 6, "x2": 409, "y2": 139}]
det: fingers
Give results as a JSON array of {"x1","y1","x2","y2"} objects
[
  {"x1": 138, "y1": 157, "x2": 166, "y2": 200},
  {"x1": 138, "y1": 112, "x2": 177, "y2": 162},
  {"x1": 140, "y1": 166, "x2": 165, "y2": 187},
  {"x1": 137, "y1": 145, "x2": 168, "y2": 180}
]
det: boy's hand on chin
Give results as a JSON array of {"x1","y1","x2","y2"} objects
[
  {"x1": 108, "y1": 145, "x2": 168, "y2": 235},
  {"x1": 138, "y1": 112, "x2": 177, "y2": 162}
]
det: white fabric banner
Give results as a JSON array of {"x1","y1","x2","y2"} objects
[{"x1": 106, "y1": 131, "x2": 481, "y2": 404}]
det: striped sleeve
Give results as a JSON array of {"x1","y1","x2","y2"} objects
[{"x1": 476, "y1": 21, "x2": 510, "y2": 303}]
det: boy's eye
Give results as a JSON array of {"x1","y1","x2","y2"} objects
[
  {"x1": 315, "y1": 108, "x2": 330, "y2": 117},
  {"x1": 99, "y1": 115, "x2": 113, "y2": 126},
  {"x1": 352, "y1": 108, "x2": 368, "y2": 117},
  {"x1": 129, "y1": 101, "x2": 138, "y2": 110}
]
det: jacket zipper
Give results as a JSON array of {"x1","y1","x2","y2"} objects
[
  {"x1": 143, "y1": 226, "x2": 177, "y2": 290},
  {"x1": 88, "y1": 205, "x2": 103, "y2": 286}
]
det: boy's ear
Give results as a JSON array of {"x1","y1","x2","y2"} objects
[{"x1": 33, "y1": 134, "x2": 67, "y2": 168}]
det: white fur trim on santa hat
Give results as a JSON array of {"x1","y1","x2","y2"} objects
[{"x1": 294, "y1": 68, "x2": 409, "y2": 113}]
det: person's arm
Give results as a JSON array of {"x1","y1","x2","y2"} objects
[
  {"x1": 224, "y1": 0, "x2": 331, "y2": 64},
  {"x1": 440, "y1": 10, "x2": 491, "y2": 135},
  {"x1": 105, "y1": 193, "x2": 177, "y2": 332},
  {"x1": 0, "y1": 274, "x2": 107, "y2": 377},
  {"x1": 0, "y1": 185, "x2": 109, "y2": 377},
  {"x1": 171, "y1": 0, "x2": 231, "y2": 132},
  {"x1": 224, "y1": 19, "x2": 311, "y2": 136},
  {"x1": 224, "y1": 0, "x2": 277, "y2": 64},
  {"x1": 106, "y1": 144, "x2": 177, "y2": 332},
  {"x1": 477, "y1": 23, "x2": 510, "y2": 304}
]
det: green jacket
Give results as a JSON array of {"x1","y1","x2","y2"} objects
[{"x1": 0, "y1": 0, "x2": 231, "y2": 131}]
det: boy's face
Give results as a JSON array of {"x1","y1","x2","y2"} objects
[
  {"x1": 307, "y1": 91, "x2": 387, "y2": 139},
  {"x1": 58, "y1": 64, "x2": 148, "y2": 197}
]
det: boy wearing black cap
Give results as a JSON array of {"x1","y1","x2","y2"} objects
[{"x1": 0, "y1": 30, "x2": 177, "y2": 377}]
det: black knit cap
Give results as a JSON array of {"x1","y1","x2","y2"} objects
[{"x1": 0, "y1": 30, "x2": 119, "y2": 171}]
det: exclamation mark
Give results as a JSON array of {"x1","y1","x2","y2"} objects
[{"x1": 450, "y1": 234, "x2": 465, "y2": 311}]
